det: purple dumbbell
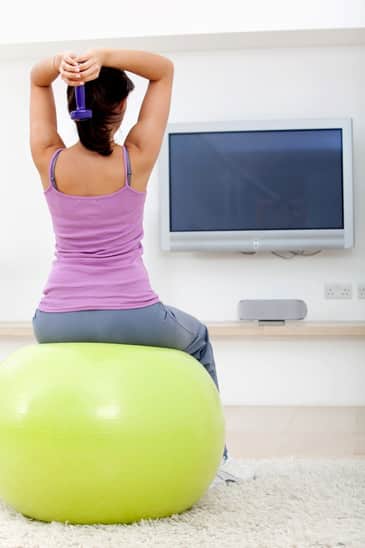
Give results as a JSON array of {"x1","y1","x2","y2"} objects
[{"x1": 70, "y1": 84, "x2": 92, "y2": 121}]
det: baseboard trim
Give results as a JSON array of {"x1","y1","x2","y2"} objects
[{"x1": 224, "y1": 405, "x2": 365, "y2": 458}]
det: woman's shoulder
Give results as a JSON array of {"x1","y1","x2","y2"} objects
[{"x1": 33, "y1": 144, "x2": 66, "y2": 180}]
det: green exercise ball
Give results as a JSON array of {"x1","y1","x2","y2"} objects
[{"x1": 0, "y1": 343, "x2": 225, "y2": 524}]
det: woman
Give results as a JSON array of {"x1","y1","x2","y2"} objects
[{"x1": 30, "y1": 48, "x2": 241, "y2": 484}]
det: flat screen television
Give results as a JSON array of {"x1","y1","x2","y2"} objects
[{"x1": 159, "y1": 118, "x2": 354, "y2": 253}]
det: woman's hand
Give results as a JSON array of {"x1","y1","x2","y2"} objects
[
  {"x1": 54, "y1": 49, "x2": 105, "y2": 86},
  {"x1": 55, "y1": 52, "x2": 83, "y2": 86},
  {"x1": 73, "y1": 49, "x2": 105, "y2": 83}
]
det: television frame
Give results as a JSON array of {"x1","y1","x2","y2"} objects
[{"x1": 159, "y1": 118, "x2": 354, "y2": 253}]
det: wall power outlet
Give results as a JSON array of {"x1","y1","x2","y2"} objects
[
  {"x1": 358, "y1": 284, "x2": 365, "y2": 299},
  {"x1": 324, "y1": 283, "x2": 352, "y2": 300}
]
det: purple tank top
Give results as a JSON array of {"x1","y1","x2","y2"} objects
[{"x1": 37, "y1": 145, "x2": 160, "y2": 312}]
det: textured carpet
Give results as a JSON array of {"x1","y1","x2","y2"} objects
[{"x1": 0, "y1": 457, "x2": 364, "y2": 548}]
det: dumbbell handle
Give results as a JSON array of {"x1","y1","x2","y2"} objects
[
  {"x1": 75, "y1": 85, "x2": 86, "y2": 111},
  {"x1": 70, "y1": 84, "x2": 92, "y2": 121}
]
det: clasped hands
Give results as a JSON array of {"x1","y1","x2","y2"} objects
[{"x1": 55, "y1": 50, "x2": 104, "y2": 86}]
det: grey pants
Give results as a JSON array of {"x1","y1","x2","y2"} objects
[{"x1": 32, "y1": 300, "x2": 228, "y2": 460}]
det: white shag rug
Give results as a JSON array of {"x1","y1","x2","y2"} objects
[{"x1": 0, "y1": 457, "x2": 364, "y2": 548}]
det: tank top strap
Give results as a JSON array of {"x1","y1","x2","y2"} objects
[
  {"x1": 48, "y1": 148, "x2": 64, "y2": 189},
  {"x1": 122, "y1": 145, "x2": 132, "y2": 187}
]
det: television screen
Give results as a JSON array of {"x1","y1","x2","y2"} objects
[{"x1": 168, "y1": 129, "x2": 344, "y2": 232}]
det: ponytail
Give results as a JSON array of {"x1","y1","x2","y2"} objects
[{"x1": 67, "y1": 67, "x2": 135, "y2": 156}]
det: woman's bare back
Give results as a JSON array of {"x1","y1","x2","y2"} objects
[{"x1": 40, "y1": 143, "x2": 149, "y2": 196}]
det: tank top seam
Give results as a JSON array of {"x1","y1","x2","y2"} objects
[{"x1": 36, "y1": 295, "x2": 161, "y2": 313}]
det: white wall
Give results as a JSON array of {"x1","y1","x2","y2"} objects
[
  {"x1": 0, "y1": 0, "x2": 363, "y2": 45},
  {"x1": 0, "y1": 43, "x2": 364, "y2": 404}
]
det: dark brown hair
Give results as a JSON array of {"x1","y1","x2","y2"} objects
[{"x1": 67, "y1": 67, "x2": 135, "y2": 156}]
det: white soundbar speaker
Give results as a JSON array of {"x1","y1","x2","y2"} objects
[{"x1": 238, "y1": 299, "x2": 307, "y2": 321}]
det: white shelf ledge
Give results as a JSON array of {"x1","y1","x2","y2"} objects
[
  {"x1": 206, "y1": 321, "x2": 365, "y2": 338},
  {"x1": 0, "y1": 321, "x2": 365, "y2": 339}
]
